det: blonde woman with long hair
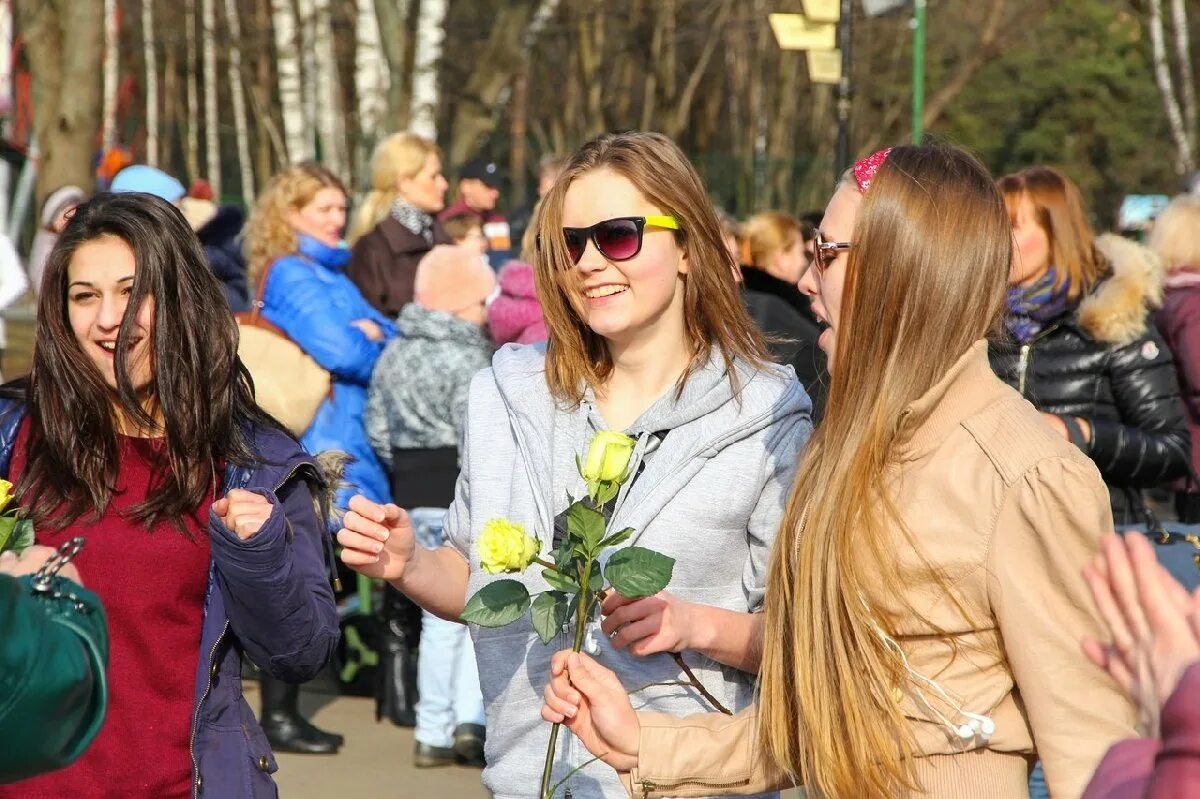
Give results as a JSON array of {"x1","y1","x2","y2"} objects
[
  {"x1": 337, "y1": 131, "x2": 812, "y2": 798},
  {"x1": 540, "y1": 144, "x2": 1136, "y2": 798},
  {"x1": 346, "y1": 132, "x2": 451, "y2": 316}
]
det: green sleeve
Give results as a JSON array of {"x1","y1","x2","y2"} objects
[{"x1": 0, "y1": 574, "x2": 109, "y2": 783}]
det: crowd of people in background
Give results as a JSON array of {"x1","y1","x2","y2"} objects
[{"x1": 4, "y1": 126, "x2": 1200, "y2": 799}]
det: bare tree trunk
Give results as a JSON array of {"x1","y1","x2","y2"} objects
[
  {"x1": 202, "y1": 0, "x2": 221, "y2": 194},
  {"x1": 1150, "y1": 0, "x2": 1196, "y2": 173},
  {"x1": 374, "y1": 0, "x2": 412, "y2": 132},
  {"x1": 142, "y1": 0, "x2": 158, "y2": 166},
  {"x1": 185, "y1": 0, "x2": 201, "y2": 180},
  {"x1": 409, "y1": 0, "x2": 447, "y2": 140},
  {"x1": 15, "y1": 0, "x2": 105, "y2": 205},
  {"x1": 576, "y1": 1, "x2": 606, "y2": 137},
  {"x1": 297, "y1": 0, "x2": 319, "y2": 158},
  {"x1": 1170, "y1": 0, "x2": 1197, "y2": 147},
  {"x1": 222, "y1": 0, "x2": 254, "y2": 201},
  {"x1": 101, "y1": 0, "x2": 119, "y2": 153},
  {"x1": 666, "y1": 0, "x2": 731, "y2": 139},
  {"x1": 356, "y1": 0, "x2": 388, "y2": 178},
  {"x1": 312, "y1": 0, "x2": 347, "y2": 176},
  {"x1": 273, "y1": 0, "x2": 310, "y2": 162}
]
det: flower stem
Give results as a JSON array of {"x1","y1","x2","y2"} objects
[
  {"x1": 540, "y1": 558, "x2": 595, "y2": 799},
  {"x1": 671, "y1": 653, "x2": 732, "y2": 715},
  {"x1": 535, "y1": 557, "x2": 560, "y2": 572}
]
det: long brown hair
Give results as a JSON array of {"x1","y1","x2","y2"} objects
[
  {"x1": 533, "y1": 131, "x2": 768, "y2": 404},
  {"x1": 244, "y1": 161, "x2": 347, "y2": 283},
  {"x1": 997, "y1": 165, "x2": 1101, "y2": 300},
  {"x1": 14, "y1": 192, "x2": 283, "y2": 534},
  {"x1": 758, "y1": 144, "x2": 1012, "y2": 798}
]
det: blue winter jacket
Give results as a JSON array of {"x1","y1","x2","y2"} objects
[
  {"x1": 260, "y1": 235, "x2": 397, "y2": 506},
  {"x1": 0, "y1": 400, "x2": 341, "y2": 798}
]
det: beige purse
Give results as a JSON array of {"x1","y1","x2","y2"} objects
[{"x1": 236, "y1": 263, "x2": 331, "y2": 436}]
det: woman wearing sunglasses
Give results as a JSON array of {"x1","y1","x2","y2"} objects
[
  {"x1": 338, "y1": 131, "x2": 812, "y2": 797},
  {"x1": 539, "y1": 144, "x2": 1136, "y2": 798}
]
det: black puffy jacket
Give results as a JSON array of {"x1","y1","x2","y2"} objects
[{"x1": 990, "y1": 235, "x2": 1191, "y2": 523}]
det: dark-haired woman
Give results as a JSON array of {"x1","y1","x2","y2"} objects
[{"x1": 0, "y1": 192, "x2": 340, "y2": 799}]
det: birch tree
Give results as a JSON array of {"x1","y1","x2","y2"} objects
[
  {"x1": 101, "y1": 0, "x2": 119, "y2": 153},
  {"x1": 202, "y1": 0, "x2": 221, "y2": 195},
  {"x1": 1148, "y1": 0, "x2": 1195, "y2": 173},
  {"x1": 312, "y1": 0, "x2": 348, "y2": 176},
  {"x1": 222, "y1": 0, "x2": 254, "y2": 201},
  {"x1": 185, "y1": 0, "x2": 200, "y2": 180},
  {"x1": 409, "y1": 0, "x2": 448, "y2": 140},
  {"x1": 271, "y1": 0, "x2": 310, "y2": 163},
  {"x1": 0, "y1": 0, "x2": 13, "y2": 231},
  {"x1": 374, "y1": 0, "x2": 412, "y2": 130},
  {"x1": 142, "y1": 0, "x2": 158, "y2": 166},
  {"x1": 14, "y1": 0, "x2": 105, "y2": 204},
  {"x1": 356, "y1": 0, "x2": 388, "y2": 148}
]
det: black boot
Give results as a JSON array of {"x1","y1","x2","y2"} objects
[
  {"x1": 260, "y1": 676, "x2": 343, "y2": 754},
  {"x1": 376, "y1": 585, "x2": 422, "y2": 727}
]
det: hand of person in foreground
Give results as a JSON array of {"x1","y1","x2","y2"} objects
[
  {"x1": 542, "y1": 650, "x2": 640, "y2": 773},
  {"x1": 0, "y1": 545, "x2": 82, "y2": 585},
  {"x1": 601, "y1": 589, "x2": 699, "y2": 656},
  {"x1": 337, "y1": 494, "x2": 417, "y2": 581},
  {"x1": 1081, "y1": 531, "x2": 1200, "y2": 736}
]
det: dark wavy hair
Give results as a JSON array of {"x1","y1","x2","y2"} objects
[{"x1": 14, "y1": 191, "x2": 285, "y2": 533}]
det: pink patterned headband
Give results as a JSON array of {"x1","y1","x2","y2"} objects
[{"x1": 853, "y1": 147, "x2": 893, "y2": 193}]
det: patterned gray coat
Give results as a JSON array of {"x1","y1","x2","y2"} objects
[{"x1": 365, "y1": 303, "x2": 494, "y2": 467}]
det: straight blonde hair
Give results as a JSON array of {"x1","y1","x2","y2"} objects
[
  {"x1": 533, "y1": 131, "x2": 769, "y2": 404},
  {"x1": 1149, "y1": 194, "x2": 1200, "y2": 271},
  {"x1": 758, "y1": 144, "x2": 1012, "y2": 798},
  {"x1": 997, "y1": 166, "x2": 1101, "y2": 300},
  {"x1": 347, "y1": 132, "x2": 440, "y2": 243}
]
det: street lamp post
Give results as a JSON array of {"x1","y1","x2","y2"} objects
[
  {"x1": 835, "y1": 0, "x2": 854, "y2": 175},
  {"x1": 912, "y1": 0, "x2": 927, "y2": 143}
]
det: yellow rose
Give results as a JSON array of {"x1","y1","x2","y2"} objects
[
  {"x1": 0, "y1": 479, "x2": 13, "y2": 514},
  {"x1": 478, "y1": 518, "x2": 541, "y2": 575},
  {"x1": 581, "y1": 431, "x2": 636, "y2": 485}
]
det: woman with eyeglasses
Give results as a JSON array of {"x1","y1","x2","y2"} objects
[
  {"x1": 538, "y1": 144, "x2": 1136, "y2": 799},
  {"x1": 338, "y1": 131, "x2": 812, "y2": 798}
]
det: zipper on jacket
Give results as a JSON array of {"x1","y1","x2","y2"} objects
[
  {"x1": 638, "y1": 776, "x2": 751, "y2": 798},
  {"x1": 189, "y1": 620, "x2": 228, "y2": 797},
  {"x1": 1017, "y1": 344, "x2": 1031, "y2": 396}
]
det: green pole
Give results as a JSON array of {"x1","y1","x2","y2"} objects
[{"x1": 912, "y1": 0, "x2": 927, "y2": 143}]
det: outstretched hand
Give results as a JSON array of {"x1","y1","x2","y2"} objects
[
  {"x1": 541, "y1": 650, "x2": 640, "y2": 773},
  {"x1": 1081, "y1": 531, "x2": 1200, "y2": 736},
  {"x1": 337, "y1": 494, "x2": 417, "y2": 581}
]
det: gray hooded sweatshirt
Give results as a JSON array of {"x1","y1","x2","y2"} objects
[{"x1": 446, "y1": 343, "x2": 812, "y2": 799}]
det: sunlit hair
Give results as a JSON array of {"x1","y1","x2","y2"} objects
[
  {"x1": 13, "y1": 192, "x2": 283, "y2": 534},
  {"x1": 740, "y1": 211, "x2": 801, "y2": 270},
  {"x1": 759, "y1": 144, "x2": 1012, "y2": 798},
  {"x1": 1148, "y1": 194, "x2": 1200, "y2": 271},
  {"x1": 533, "y1": 131, "x2": 768, "y2": 404},
  {"x1": 347, "y1": 132, "x2": 441, "y2": 243},
  {"x1": 244, "y1": 161, "x2": 346, "y2": 284},
  {"x1": 997, "y1": 165, "x2": 1100, "y2": 300}
]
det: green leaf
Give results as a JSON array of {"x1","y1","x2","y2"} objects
[
  {"x1": 0, "y1": 515, "x2": 15, "y2": 553},
  {"x1": 542, "y1": 568, "x2": 580, "y2": 593},
  {"x1": 594, "y1": 480, "x2": 620, "y2": 507},
  {"x1": 604, "y1": 547, "x2": 675, "y2": 599},
  {"x1": 599, "y1": 527, "x2": 634, "y2": 550},
  {"x1": 566, "y1": 502, "x2": 605, "y2": 552},
  {"x1": 530, "y1": 591, "x2": 571, "y2": 644},
  {"x1": 460, "y1": 580, "x2": 532, "y2": 627},
  {"x1": 11, "y1": 519, "x2": 33, "y2": 552}
]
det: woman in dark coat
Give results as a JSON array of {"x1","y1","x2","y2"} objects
[
  {"x1": 990, "y1": 166, "x2": 1190, "y2": 526},
  {"x1": 346, "y1": 132, "x2": 453, "y2": 317}
]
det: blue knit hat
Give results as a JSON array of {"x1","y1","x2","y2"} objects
[{"x1": 110, "y1": 165, "x2": 186, "y2": 203}]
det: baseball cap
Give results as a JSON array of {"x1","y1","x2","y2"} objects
[{"x1": 459, "y1": 157, "x2": 503, "y2": 189}]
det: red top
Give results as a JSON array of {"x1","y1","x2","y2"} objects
[{"x1": 1, "y1": 420, "x2": 213, "y2": 799}]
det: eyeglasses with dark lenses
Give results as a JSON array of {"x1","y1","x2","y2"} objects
[
  {"x1": 811, "y1": 230, "x2": 853, "y2": 275},
  {"x1": 538, "y1": 215, "x2": 680, "y2": 265}
]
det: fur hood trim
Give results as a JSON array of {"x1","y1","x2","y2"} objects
[
  {"x1": 1077, "y1": 234, "x2": 1165, "y2": 345},
  {"x1": 311, "y1": 449, "x2": 350, "y2": 527}
]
